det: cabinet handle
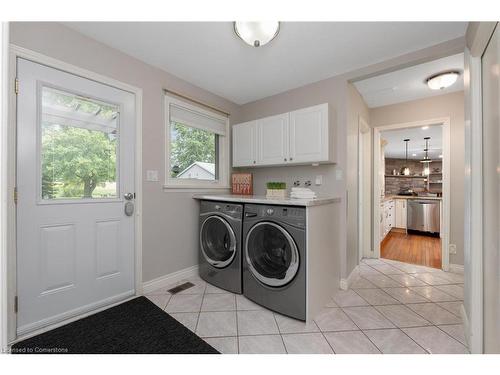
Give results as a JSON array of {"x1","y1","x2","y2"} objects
[
  {"x1": 253, "y1": 160, "x2": 256, "y2": 164},
  {"x1": 290, "y1": 157, "x2": 293, "y2": 161},
  {"x1": 284, "y1": 158, "x2": 287, "y2": 162}
]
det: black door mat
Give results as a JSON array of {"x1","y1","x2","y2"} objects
[{"x1": 11, "y1": 296, "x2": 219, "y2": 354}]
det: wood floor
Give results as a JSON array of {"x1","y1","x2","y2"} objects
[{"x1": 381, "y1": 231, "x2": 442, "y2": 269}]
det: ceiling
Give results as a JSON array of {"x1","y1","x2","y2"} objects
[
  {"x1": 64, "y1": 22, "x2": 467, "y2": 105},
  {"x1": 354, "y1": 53, "x2": 464, "y2": 108},
  {"x1": 381, "y1": 125, "x2": 443, "y2": 160}
]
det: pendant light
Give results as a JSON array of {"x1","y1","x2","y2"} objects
[
  {"x1": 420, "y1": 137, "x2": 432, "y2": 176},
  {"x1": 400, "y1": 139, "x2": 411, "y2": 176}
]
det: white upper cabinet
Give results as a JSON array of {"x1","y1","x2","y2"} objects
[
  {"x1": 232, "y1": 120, "x2": 257, "y2": 167},
  {"x1": 289, "y1": 104, "x2": 328, "y2": 163},
  {"x1": 232, "y1": 103, "x2": 332, "y2": 168},
  {"x1": 257, "y1": 113, "x2": 289, "y2": 165}
]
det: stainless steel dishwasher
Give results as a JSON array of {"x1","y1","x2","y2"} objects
[{"x1": 407, "y1": 200, "x2": 440, "y2": 234}]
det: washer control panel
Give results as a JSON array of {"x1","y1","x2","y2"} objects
[{"x1": 244, "y1": 204, "x2": 306, "y2": 227}]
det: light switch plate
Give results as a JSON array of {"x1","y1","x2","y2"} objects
[
  {"x1": 315, "y1": 175, "x2": 323, "y2": 185},
  {"x1": 146, "y1": 170, "x2": 159, "y2": 182}
]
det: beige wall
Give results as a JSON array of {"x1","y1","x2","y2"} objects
[
  {"x1": 237, "y1": 75, "x2": 351, "y2": 278},
  {"x1": 370, "y1": 91, "x2": 465, "y2": 265},
  {"x1": 9, "y1": 22, "x2": 243, "y2": 283},
  {"x1": 346, "y1": 84, "x2": 370, "y2": 274}
]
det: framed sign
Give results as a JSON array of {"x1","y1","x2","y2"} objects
[{"x1": 231, "y1": 173, "x2": 253, "y2": 195}]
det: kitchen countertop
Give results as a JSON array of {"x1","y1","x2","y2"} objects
[
  {"x1": 382, "y1": 195, "x2": 442, "y2": 202},
  {"x1": 192, "y1": 194, "x2": 341, "y2": 207}
]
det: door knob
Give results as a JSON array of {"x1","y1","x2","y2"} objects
[{"x1": 124, "y1": 192, "x2": 134, "y2": 200}]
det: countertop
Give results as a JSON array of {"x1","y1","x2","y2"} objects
[
  {"x1": 382, "y1": 195, "x2": 442, "y2": 202},
  {"x1": 192, "y1": 194, "x2": 341, "y2": 207}
]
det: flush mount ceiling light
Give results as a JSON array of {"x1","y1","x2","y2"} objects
[
  {"x1": 426, "y1": 71, "x2": 460, "y2": 90},
  {"x1": 234, "y1": 22, "x2": 280, "y2": 47}
]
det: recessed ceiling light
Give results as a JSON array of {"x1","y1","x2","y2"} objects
[
  {"x1": 426, "y1": 71, "x2": 460, "y2": 90},
  {"x1": 422, "y1": 126, "x2": 429, "y2": 130},
  {"x1": 412, "y1": 153, "x2": 417, "y2": 156},
  {"x1": 439, "y1": 154, "x2": 443, "y2": 158},
  {"x1": 234, "y1": 22, "x2": 280, "y2": 47}
]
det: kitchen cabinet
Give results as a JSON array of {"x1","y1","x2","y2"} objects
[
  {"x1": 232, "y1": 120, "x2": 257, "y2": 167},
  {"x1": 289, "y1": 104, "x2": 329, "y2": 163},
  {"x1": 380, "y1": 199, "x2": 395, "y2": 240},
  {"x1": 232, "y1": 103, "x2": 332, "y2": 167},
  {"x1": 394, "y1": 199, "x2": 407, "y2": 229},
  {"x1": 257, "y1": 113, "x2": 289, "y2": 165}
]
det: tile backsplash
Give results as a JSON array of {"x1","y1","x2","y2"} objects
[{"x1": 384, "y1": 158, "x2": 442, "y2": 195}]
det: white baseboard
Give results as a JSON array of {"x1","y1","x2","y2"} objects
[
  {"x1": 142, "y1": 265, "x2": 199, "y2": 294},
  {"x1": 460, "y1": 303, "x2": 471, "y2": 348},
  {"x1": 340, "y1": 266, "x2": 359, "y2": 290},
  {"x1": 449, "y1": 264, "x2": 465, "y2": 273}
]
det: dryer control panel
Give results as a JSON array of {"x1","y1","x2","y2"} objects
[{"x1": 244, "y1": 204, "x2": 306, "y2": 227}]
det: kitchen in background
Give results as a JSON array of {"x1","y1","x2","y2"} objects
[{"x1": 380, "y1": 125, "x2": 444, "y2": 268}]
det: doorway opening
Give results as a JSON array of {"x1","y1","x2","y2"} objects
[
  {"x1": 379, "y1": 124, "x2": 444, "y2": 269},
  {"x1": 373, "y1": 119, "x2": 450, "y2": 270}
]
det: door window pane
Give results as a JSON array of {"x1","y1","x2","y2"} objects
[
  {"x1": 169, "y1": 122, "x2": 218, "y2": 180},
  {"x1": 41, "y1": 86, "x2": 119, "y2": 200}
]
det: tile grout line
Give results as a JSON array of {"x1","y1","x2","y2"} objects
[
  {"x1": 271, "y1": 313, "x2": 289, "y2": 354},
  {"x1": 235, "y1": 297, "x2": 240, "y2": 354},
  {"x1": 336, "y1": 304, "x2": 383, "y2": 354},
  {"x1": 193, "y1": 283, "x2": 207, "y2": 335},
  {"x1": 356, "y1": 261, "x2": 448, "y2": 353}
]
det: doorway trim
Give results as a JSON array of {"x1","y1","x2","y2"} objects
[
  {"x1": 4, "y1": 44, "x2": 143, "y2": 344},
  {"x1": 358, "y1": 116, "x2": 371, "y2": 260},
  {"x1": 372, "y1": 117, "x2": 451, "y2": 271}
]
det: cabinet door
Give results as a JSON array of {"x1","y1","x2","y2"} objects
[
  {"x1": 289, "y1": 103, "x2": 328, "y2": 163},
  {"x1": 395, "y1": 200, "x2": 402, "y2": 228},
  {"x1": 400, "y1": 199, "x2": 407, "y2": 229},
  {"x1": 394, "y1": 199, "x2": 407, "y2": 229},
  {"x1": 232, "y1": 121, "x2": 257, "y2": 167},
  {"x1": 256, "y1": 113, "x2": 289, "y2": 165}
]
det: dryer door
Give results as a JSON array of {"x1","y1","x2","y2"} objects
[
  {"x1": 245, "y1": 222, "x2": 299, "y2": 287},
  {"x1": 200, "y1": 215, "x2": 237, "y2": 268}
]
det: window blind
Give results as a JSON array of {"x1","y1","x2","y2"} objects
[{"x1": 169, "y1": 103, "x2": 226, "y2": 136}]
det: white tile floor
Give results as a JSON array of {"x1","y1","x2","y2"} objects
[{"x1": 146, "y1": 257, "x2": 468, "y2": 354}]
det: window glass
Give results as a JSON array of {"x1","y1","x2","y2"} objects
[
  {"x1": 169, "y1": 121, "x2": 218, "y2": 181},
  {"x1": 41, "y1": 86, "x2": 119, "y2": 200}
]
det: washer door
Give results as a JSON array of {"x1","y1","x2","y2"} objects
[
  {"x1": 245, "y1": 222, "x2": 299, "y2": 287},
  {"x1": 200, "y1": 215, "x2": 237, "y2": 269}
]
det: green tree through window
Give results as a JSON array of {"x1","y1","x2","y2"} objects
[
  {"x1": 170, "y1": 122, "x2": 217, "y2": 179},
  {"x1": 41, "y1": 124, "x2": 117, "y2": 199}
]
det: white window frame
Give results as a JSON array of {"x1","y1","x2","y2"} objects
[{"x1": 164, "y1": 95, "x2": 230, "y2": 190}]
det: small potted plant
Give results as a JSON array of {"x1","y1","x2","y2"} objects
[{"x1": 266, "y1": 182, "x2": 287, "y2": 199}]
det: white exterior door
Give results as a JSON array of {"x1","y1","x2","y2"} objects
[
  {"x1": 16, "y1": 59, "x2": 136, "y2": 335},
  {"x1": 232, "y1": 121, "x2": 256, "y2": 167},
  {"x1": 289, "y1": 103, "x2": 328, "y2": 163},
  {"x1": 257, "y1": 113, "x2": 289, "y2": 165}
]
